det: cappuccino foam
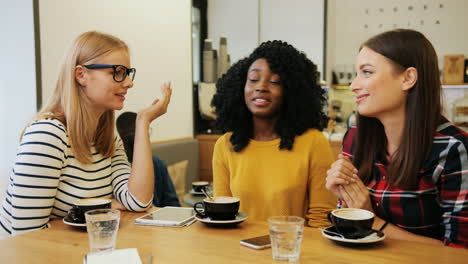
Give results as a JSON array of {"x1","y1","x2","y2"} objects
[
  {"x1": 333, "y1": 209, "x2": 373, "y2": 220},
  {"x1": 206, "y1": 196, "x2": 239, "y2": 204},
  {"x1": 192, "y1": 181, "x2": 209, "y2": 186}
]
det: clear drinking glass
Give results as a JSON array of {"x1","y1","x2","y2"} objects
[
  {"x1": 268, "y1": 216, "x2": 305, "y2": 262},
  {"x1": 85, "y1": 209, "x2": 120, "y2": 253}
]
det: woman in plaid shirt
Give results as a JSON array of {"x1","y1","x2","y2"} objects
[{"x1": 326, "y1": 29, "x2": 467, "y2": 248}]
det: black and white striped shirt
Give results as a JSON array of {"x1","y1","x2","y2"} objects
[{"x1": 0, "y1": 118, "x2": 152, "y2": 238}]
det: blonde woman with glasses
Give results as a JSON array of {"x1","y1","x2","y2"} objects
[{"x1": 0, "y1": 31, "x2": 172, "y2": 238}]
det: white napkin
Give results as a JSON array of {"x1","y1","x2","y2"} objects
[{"x1": 84, "y1": 248, "x2": 142, "y2": 264}]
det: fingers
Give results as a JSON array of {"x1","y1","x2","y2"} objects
[
  {"x1": 160, "y1": 81, "x2": 171, "y2": 93},
  {"x1": 161, "y1": 81, "x2": 172, "y2": 105},
  {"x1": 327, "y1": 159, "x2": 358, "y2": 183},
  {"x1": 341, "y1": 199, "x2": 349, "y2": 208},
  {"x1": 152, "y1": 81, "x2": 172, "y2": 112},
  {"x1": 341, "y1": 183, "x2": 372, "y2": 211},
  {"x1": 161, "y1": 81, "x2": 171, "y2": 91},
  {"x1": 333, "y1": 156, "x2": 358, "y2": 176},
  {"x1": 137, "y1": 82, "x2": 173, "y2": 123},
  {"x1": 339, "y1": 185, "x2": 354, "y2": 207},
  {"x1": 338, "y1": 153, "x2": 349, "y2": 160},
  {"x1": 352, "y1": 176, "x2": 368, "y2": 191},
  {"x1": 325, "y1": 158, "x2": 360, "y2": 196},
  {"x1": 150, "y1": 82, "x2": 171, "y2": 106},
  {"x1": 343, "y1": 183, "x2": 358, "y2": 198},
  {"x1": 326, "y1": 176, "x2": 350, "y2": 186},
  {"x1": 337, "y1": 154, "x2": 359, "y2": 177},
  {"x1": 325, "y1": 185, "x2": 344, "y2": 201},
  {"x1": 346, "y1": 179, "x2": 367, "y2": 196},
  {"x1": 326, "y1": 169, "x2": 355, "y2": 186}
]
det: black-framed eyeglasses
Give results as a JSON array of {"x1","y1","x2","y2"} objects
[{"x1": 83, "y1": 64, "x2": 136, "y2": 82}]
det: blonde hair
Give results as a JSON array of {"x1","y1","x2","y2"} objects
[{"x1": 36, "y1": 31, "x2": 129, "y2": 164}]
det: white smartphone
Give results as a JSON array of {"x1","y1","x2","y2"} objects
[
  {"x1": 240, "y1": 235, "x2": 271, "y2": 249},
  {"x1": 135, "y1": 207, "x2": 195, "y2": 226}
]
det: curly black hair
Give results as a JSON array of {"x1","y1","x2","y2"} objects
[{"x1": 212, "y1": 40, "x2": 327, "y2": 152}]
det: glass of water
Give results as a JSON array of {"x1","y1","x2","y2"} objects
[
  {"x1": 268, "y1": 216, "x2": 305, "y2": 262},
  {"x1": 85, "y1": 209, "x2": 120, "y2": 253}
]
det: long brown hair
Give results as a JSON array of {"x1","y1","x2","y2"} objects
[
  {"x1": 34, "y1": 31, "x2": 129, "y2": 164},
  {"x1": 353, "y1": 29, "x2": 442, "y2": 189}
]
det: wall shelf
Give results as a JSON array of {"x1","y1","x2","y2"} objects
[
  {"x1": 442, "y1": 84, "x2": 468, "y2": 89},
  {"x1": 331, "y1": 85, "x2": 350, "y2": 90}
]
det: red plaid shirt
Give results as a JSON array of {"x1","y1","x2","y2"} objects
[{"x1": 342, "y1": 118, "x2": 468, "y2": 248}]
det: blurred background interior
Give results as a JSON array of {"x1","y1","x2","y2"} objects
[{"x1": 2, "y1": 0, "x2": 468, "y2": 200}]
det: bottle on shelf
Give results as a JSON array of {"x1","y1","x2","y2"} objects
[
  {"x1": 202, "y1": 39, "x2": 216, "y2": 83},
  {"x1": 217, "y1": 36, "x2": 230, "y2": 78},
  {"x1": 452, "y1": 89, "x2": 468, "y2": 130}
]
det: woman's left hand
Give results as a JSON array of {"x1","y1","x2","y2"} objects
[
  {"x1": 137, "y1": 82, "x2": 173, "y2": 124},
  {"x1": 339, "y1": 177, "x2": 373, "y2": 211}
]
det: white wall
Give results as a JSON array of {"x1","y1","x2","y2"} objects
[
  {"x1": 39, "y1": 0, "x2": 193, "y2": 142},
  {"x1": 208, "y1": 0, "x2": 325, "y2": 73},
  {"x1": 0, "y1": 0, "x2": 37, "y2": 201},
  {"x1": 260, "y1": 0, "x2": 325, "y2": 75},
  {"x1": 327, "y1": 0, "x2": 468, "y2": 119},
  {"x1": 328, "y1": 0, "x2": 468, "y2": 71},
  {"x1": 208, "y1": 0, "x2": 259, "y2": 63}
]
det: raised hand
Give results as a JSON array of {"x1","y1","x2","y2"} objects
[{"x1": 137, "y1": 82, "x2": 172, "y2": 124}]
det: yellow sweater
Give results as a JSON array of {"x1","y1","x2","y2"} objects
[{"x1": 213, "y1": 129, "x2": 336, "y2": 227}]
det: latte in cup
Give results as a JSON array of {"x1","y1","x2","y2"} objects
[
  {"x1": 333, "y1": 209, "x2": 374, "y2": 220},
  {"x1": 206, "y1": 197, "x2": 239, "y2": 203},
  {"x1": 327, "y1": 208, "x2": 375, "y2": 239},
  {"x1": 193, "y1": 196, "x2": 240, "y2": 220}
]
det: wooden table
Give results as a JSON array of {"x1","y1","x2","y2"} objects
[{"x1": 0, "y1": 210, "x2": 467, "y2": 264}]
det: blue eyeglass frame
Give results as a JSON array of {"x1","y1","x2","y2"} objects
[{"x1": 83, "y1": 64, "x2": 136, "y2": 82}]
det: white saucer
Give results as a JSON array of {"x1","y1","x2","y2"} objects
[
  {"x1": 63, "y1": 218, "x2": 86, "y2": 227},
  {"x1": 195, "y1": 212, "x2": 248, "y2": 226},
  {"x1": 321, "y1": 226, "x2": 385, "y2": 244}
]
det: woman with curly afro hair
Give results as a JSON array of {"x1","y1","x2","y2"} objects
[{"x1": 211, "y1": 40, "x2": 336, "y2": 227}]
